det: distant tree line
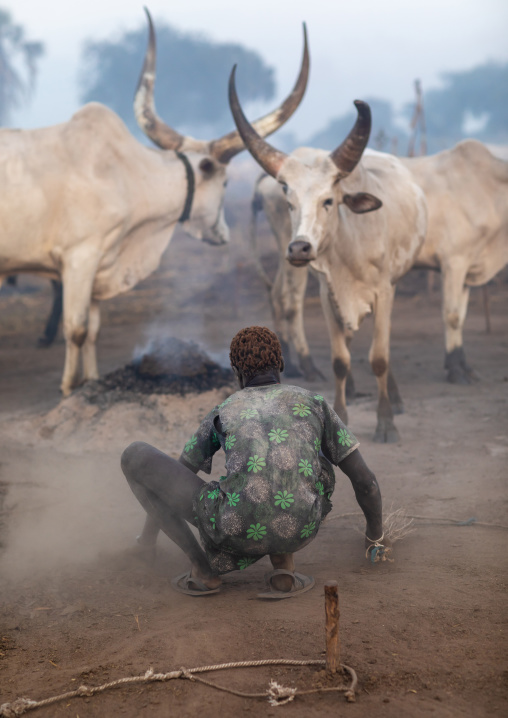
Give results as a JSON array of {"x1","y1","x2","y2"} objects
[
  {"x1": 1, "y1": 7, "x2": 506, "y2": 156},
  {"x1": 306, "y1": 62, "x2": 508, "y2": 155},
  {"x1": 0, "y1": 7, "x2": 44, "y2": 125},
  {"x1": 79, "y1": 18, "x2": 276, "y2": 139}
]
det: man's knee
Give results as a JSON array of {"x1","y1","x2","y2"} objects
[{"x1": 121, "y1": 441, "x2": 152, "y2": 477}]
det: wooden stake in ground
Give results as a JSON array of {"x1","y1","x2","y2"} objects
[{"x1": 324, "y1": 581, "x2": 340, "y2": 674}]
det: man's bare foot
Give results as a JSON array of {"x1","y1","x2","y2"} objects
[
  {"x1": 269, "y1": 553, "x2": 295, "y2": 592},
  {"x1": 190, "y1": 566, "x2": 222, "y2": 590}
]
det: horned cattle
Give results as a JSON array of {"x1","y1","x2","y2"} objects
[
  {"x1": 0, "y1": 12, "x2": 309, "y2": 396},
  {"x1": 230, "y1": 68, "x2": 428, "y2": 442},
  {"x1": 251, "y1": 141, "x2": 508, "y2": 389}
]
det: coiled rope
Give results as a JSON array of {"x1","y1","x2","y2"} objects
[{"x1": 0, "y1": 659, "x2": 358, "y2": 716}]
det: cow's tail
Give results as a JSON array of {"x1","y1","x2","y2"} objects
[{"x1": 248, "y1": 173, "x2": 274, "y2": 290}]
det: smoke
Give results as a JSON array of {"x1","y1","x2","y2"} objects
[
  {"x1": 132, "y1": 324, "x2": 232, "y2": 371},
  {"x1": 0, "y1": 447, "x2": 144, "y2": 582}
]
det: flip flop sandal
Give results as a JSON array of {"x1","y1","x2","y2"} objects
[
  {"x1": 257, "y1": 569, "x2": 315, "y2": 599},
  {"x1": 171, "y1": 571, "x2": 220, "y2": 596}
]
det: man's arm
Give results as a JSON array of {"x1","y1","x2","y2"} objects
[{"x1": 338, "y1": 448, "x2": 383, "y2": 542}]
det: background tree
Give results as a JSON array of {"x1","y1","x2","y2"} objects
[
  {"x1": 0, "y1": 7, "x2": 44, "y2": 125},
  {"x1": 80, "y1": 19, "x2": 275, "y2": 138},
  {"x1": 411, "y1": 62, "x2": 508, "y2": 151},
  {"x1": 305, "y1": 97, "x2": 408, "y2": 154}
]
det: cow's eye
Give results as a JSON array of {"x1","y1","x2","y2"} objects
[
  {"x1": 323, "y1": 198, "x2": 333, "y2": 209},
  {"x1": 281, "y1": 183, "x2": 288, "y2": 194}
]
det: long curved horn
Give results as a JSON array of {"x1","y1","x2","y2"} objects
[
  {"x1": 228, "y1": 65, "x2": 288, "y2": 178},
  {"x1": 329, "y1": 100, "x2": 372, "y2": 176},
  {"x1": 212, "y1": 24, "x2": 309, "y2": 164},
  {"x1": 133, "y1": 8, "x2": 208, "y2": 152}
]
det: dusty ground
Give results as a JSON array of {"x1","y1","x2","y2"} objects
[{"x1": 0, "y1": 214, "x2": 507, "y2": 718}]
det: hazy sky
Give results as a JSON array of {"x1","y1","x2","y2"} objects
[{"x1": 8, "y1": 0, "x2": 508, "y2": 140}]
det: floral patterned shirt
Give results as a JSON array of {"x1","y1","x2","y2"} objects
[{"x1": 181, "y1": 384, "x2": 359, "y2": 574}]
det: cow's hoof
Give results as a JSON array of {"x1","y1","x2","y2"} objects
[
  {"x1": 373, "y1": 422, "x2": 400, "y2": 443},
  {"x1": 284, "y1": 363, "x2": 303, "y2": 378},
  {"x1": 299, "y1": 356, "x2": 325, "y2": 382},
  {"x1": 447, "y1": 367, "x2": 475, "y2": 385},
  {"x1": 391, "y1": 400, "x2": 405, "y2": 416}
]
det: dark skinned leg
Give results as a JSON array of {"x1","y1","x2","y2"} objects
[
  {"x1": 269, "y1": 553, "x2": 295, "y2": 592},
  {"x1": 339, "y1": 449, "x2": 383, "y2": 543},
  {"x1": 121, "y1": 441, "x2": 220, "y2": 588}
]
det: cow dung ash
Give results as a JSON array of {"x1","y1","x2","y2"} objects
[{"x1": 82, "y1": 337, "x2": 234, "y2": 406}]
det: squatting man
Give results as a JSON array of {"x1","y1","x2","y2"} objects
[{"x1": 121, "y1": 326, "x2": 387, "y2": 597}]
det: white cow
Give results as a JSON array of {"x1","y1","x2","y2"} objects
[
  {"x1": 251, "y1": 141, "x2": 508, "y2": 386},
  {"x1": 0, "y1": 12, "x2": 309, "y2": 396},
  {"x1": 230, "y1": 69, "x2": 428, "y2": 442}
]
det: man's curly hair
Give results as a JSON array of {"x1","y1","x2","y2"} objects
[{"x1": 229, "y1": 326, "x2": 282, "y2": 379}]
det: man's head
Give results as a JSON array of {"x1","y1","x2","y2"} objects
[{"x1": 230, "y1": 326, "x2": 284, "y2": 386}]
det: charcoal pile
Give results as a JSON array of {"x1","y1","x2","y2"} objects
[{"x1": 82, "y1": 337, "x2": 234, "y2": 407}]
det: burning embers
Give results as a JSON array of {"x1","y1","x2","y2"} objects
[{"x1": 83, "y1": 337, "x2": 233, "y2": 405}]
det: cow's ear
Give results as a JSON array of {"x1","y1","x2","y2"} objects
[
  {"x1": 199, "y1": 158, "x2": 216, "y2": 177},
  {"x1": 343, "y1": 192, "x2": 383, "y2": 214}
]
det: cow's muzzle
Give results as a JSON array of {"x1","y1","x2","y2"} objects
[{"x1": 286, "y1": 239, "x2": 315, "y2": 266}]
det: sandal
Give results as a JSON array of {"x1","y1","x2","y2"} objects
[
  {"x1": 171, "y1": 571, "x2": 221, "y2": 596},
  {"x1": 257, "y1": 569, "x2": 315, "y2": 599}
]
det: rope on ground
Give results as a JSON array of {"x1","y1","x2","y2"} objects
[
  {"x1": 328, "y1": 511, "x2": 508, "y2": 531},
  {"x1": 0, "y1": 659, "x2": 358, "y2": 716}
]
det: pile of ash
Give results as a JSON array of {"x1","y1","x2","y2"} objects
[{"x1": 82, "y1": 337, "x2": 234, "y2": 406}]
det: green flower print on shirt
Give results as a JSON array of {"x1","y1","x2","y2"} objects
[
  {"x1": 300, "y1": 521, "x2": 316, "y2": 538},
  {"x1": 292, "y1": 403, "x2": 311, "y2": 417},
  {"x1": 184, "y1": 435, "x2": 197, "y2": 453},
  {"x1": 247, "y1": 455, "x2": 266, "y2": 473},
  {"x1": 210, "y1": 516, "x2": 216, "y2": 529},
  {"x1": 266, "y1": 387, "x2": 284, "y2": 399},
  {"x1": 227, "y1": 492, "x2": 240, "y2": 507},
  {"x1": 337, "y1": 428, "x2": 353, "y2": 447},
  {"x1": 212, "y1": 432, "x2": 221, "y2": 448},
  {"x1": 315, "y1": 481, "x2": 324, "y2": 496},
  {"x1": 314, "y1": 438, "x2": 321, "y2": 452},
  {"x1": 314, "y1": 394, "x2": 324, "y2": 402},
  {"x1": 298, "y1": 459, "x2": 313, "y2": 477},
  {"x1": 269, "y1": 428, "x2": 289, "y2": 444},
  {"x1": 225, "y1": 434, "x2": 236, "y2": 450},
  {"x1": 208, "y1": 488, "x2": 220, "y2": 499},
  {"x1": 240, "y1": 408, "x2": 258, "y2": 419},
  {"x1": 218, "y1": 397, "x2": 233, "y2": 409},
  {"x1": 246, "y1": 523, "x2": 267, "y2": 541},
  {"x1": 274, "y1": 490, "x2": 294, "y2": 509},
  {"x1": 237, "y1": 557, "x2": 256, "y2": 570}
]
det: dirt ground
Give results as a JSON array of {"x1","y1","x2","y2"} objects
[{"x1": 0, "y1": 212, "x2": 507, "y2": 718}]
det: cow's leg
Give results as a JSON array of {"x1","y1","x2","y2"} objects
[
  {"x1": 320, "y1": 282, "x2": 351, "y2": 424},
  {"x1": 82, "y1": 300, "x2": 100, "y2": 381},
  {"x1": 387, "y1": 367, "x2": 404, "y2": 414},
  {"x1": 283, "y1": 265, "x2": 324, "y2": 381},
  {"x1": 60, "y1": 261, "x2": 97, "y2": 396},
  {"x1": 38, "y1": 280, "x2": 63, "y2": 348},
  {"x1": 441, "y1": 263, "x2": 477, "y2": 384},
  {"x1": 271, "y1": 265, "x2": 302, "y2": 378},
  {"x1": 345, "y1": 339, "x2": 356, "y2": 403},
  {"x1": 370, "y1": 287, "x2": 399, "y2": 443}
]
